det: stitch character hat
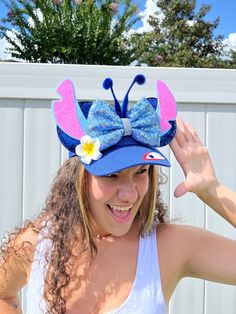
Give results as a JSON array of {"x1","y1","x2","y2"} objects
[{"x1": 52, "y1": 75, "x2": 177, "y2": 176}]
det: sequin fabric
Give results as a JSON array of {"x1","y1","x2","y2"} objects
[{"x1": 87, "y1": 98, "x2": 160, "y2": 151}]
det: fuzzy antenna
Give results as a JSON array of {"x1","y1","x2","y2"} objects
[
  {"x1": 103, "y1": 78, "x2": 121, "y2": 116},
  {"x1": 121, "y1": 74, "x2": 146, "y2": 118}
]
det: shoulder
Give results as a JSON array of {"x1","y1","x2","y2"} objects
[
  {"x1": 155, "y1": 222, "x2": 233, "y2": 275},
  {"x1": 156, "y1": 223, "x2": 193, "y2": 257},
  {"x1": 0, "y1": 223, "x2": 40, "y2": 298},
  {"x1": 156, "y1": 223, "x2": 214, "y2": 253},
  {"x1": 156, "y1": 222, "x2": 209, "y2": 242},
  {"x1": 154, "y1": 223, "x2": 211, "y2": 301},
  {"x1": 155, "y1": 223, "x2": 236, "y2": 301},
  {"x1": 155, "y1": 223, "x2": 210, "y2": 274}
]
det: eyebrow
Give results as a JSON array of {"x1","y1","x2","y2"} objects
[
  {"x1": 106, "y1": 165, "x2": 149, "y2": 176},
  {"x1": 139, "y1": 165, "x2": 146, "y2": 169},
  {"x1": 124, "y1": 165, "x2": 148, "y2": 173}
]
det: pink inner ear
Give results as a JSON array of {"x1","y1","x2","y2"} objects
[
  {"x1": 157, "y1": 80, "x2": 177, "y2": 132},
  {"x1": 53, "y1": 80, "x2": 85, "y2": 139}
]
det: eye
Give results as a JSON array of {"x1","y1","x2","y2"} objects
[
  {"x1": 103, "y1": 173, "x2": 118, "y2": 178},
  {"x1": 137, "y1": 167, "x2": 149, "y2": 174}
]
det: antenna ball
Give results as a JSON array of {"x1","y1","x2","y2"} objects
[
  {"x1": 103, "y1": 78, "x2": 113, "y2": 90},
  {"x1": 135, "y1": 74, "x2": 146, "y2": 85}
]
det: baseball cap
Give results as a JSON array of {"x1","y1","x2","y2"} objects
[{"x1": 52, "y1": 74, "x2": 177, "y2": 176}]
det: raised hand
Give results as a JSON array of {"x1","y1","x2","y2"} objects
[{"x1": 169, "y1": 117, "x2": 218, "y2": 198}]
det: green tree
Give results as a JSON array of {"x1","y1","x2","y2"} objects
[
  {"x1": 230, "y1": 50, "x2": 236, "y2": 67},
  {"x1": 132, "y1": 0, "x2": 225, "y2": 68},
  {"x1": 222, "y1": 49, "x2": 236, "y2": 69},
  {"x1": 0, "y1": 0, "x2": 140, "y2": 64}
]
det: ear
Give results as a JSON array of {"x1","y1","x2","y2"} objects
[
  {"x1": 57, "y1": 126, "x2": 80, "y2": 153},
  {"x1": 157, "y1": 80, "x2": 177, "y2": 133},
  {"x1": 52, "y1": 79, "x2": 88, "y2": 140},
  {"x1": 146, "y1": 97, "x2": 158, "y2": 110}
]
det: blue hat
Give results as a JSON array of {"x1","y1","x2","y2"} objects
[{"x1": 52, "y1": 75, "x2": 177, "y2": 176}]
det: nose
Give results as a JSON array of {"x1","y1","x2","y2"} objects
[{"x1": 117, "y1": 179, "x2": 138, "y2": 203}]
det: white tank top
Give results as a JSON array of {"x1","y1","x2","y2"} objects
[{"x1": 26, "y1": 228, "x2": 167, "y2": 314}]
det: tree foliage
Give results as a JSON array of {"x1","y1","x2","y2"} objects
[
  {"x1": 0, "y1": 0, "x2": 140, "y2": 64},
  {"x1": 132, "y1": 0, "x2": 226, "y2": 68},
  {"x1": 1, "y1": 0, "x2": 235, "y2": 68},
  {"x1": 220, "y1": 49, "x2": 236, "y2": 69}
]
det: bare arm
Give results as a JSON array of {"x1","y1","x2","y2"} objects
[
  {"x1": 0, "y1": 296, "x2": 22, "y2": 314},
  {"x1": 0, "y1": 227, "x2": 37, "y2": 310},
  {"x1": 0, "y1": 254, "x2": 26, "y2": 314},
  {"x1": 170, "y1": 117, "x2": 236, "y2": 227},
  {"x1": 198, "y1": 183, "x2": 236, "y2": 228},
  {"x1": 0, "y1": 253, "x2": 27, "y2": 298},
  {"x1": 158, "y1": 224, "x2": 236, "y2": 301},
  {"x1": 182, "y1": 225, "x2": 236, "y2": 285}
]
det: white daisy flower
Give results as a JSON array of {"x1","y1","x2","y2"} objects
[{"x1": 75, "y1": 135, "x2": 102, "y2": 165}]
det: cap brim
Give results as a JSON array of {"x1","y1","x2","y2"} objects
[{"x1": 83, "y1": 144, "x2": 170, "y2": 176}]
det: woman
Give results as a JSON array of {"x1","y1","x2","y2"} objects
[{"x1": 0, "y1": 75, "x2": 235, "y2": 314}]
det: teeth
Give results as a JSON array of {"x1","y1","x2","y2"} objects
[{"x1": 109, "y1": 205, "x2": 132, "y2": 211}]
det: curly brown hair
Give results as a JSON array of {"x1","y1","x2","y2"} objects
[{"x1": 0, "y1": 157, "x2": 169, "y2": 313}]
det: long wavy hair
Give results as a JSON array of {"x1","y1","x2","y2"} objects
[{"x1": 0, "y1": 157, "x2": 168, "y2": 313}]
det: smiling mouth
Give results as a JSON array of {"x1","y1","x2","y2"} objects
[{"x1": 107, "y1": 204, "x2": 133, "y2": 222}]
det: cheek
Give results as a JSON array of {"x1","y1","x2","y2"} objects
[
  {"x1": 137, "y1": 176, "x2": 150, "y2": 197},
  {"x1": 88, "y1": 177, "x2": 114, "y2": 201},
  {"x1": 143, "y1": 179, "x2": 149, "y2": 195}
]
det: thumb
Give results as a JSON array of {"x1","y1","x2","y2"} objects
[{"x1": 174, "y1": 182, "x2": 188, "y2": 198}]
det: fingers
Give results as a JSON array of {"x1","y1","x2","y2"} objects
[
  {"x1": 169, "y1": 137, "x2": 181, "y2": 158},
  {"x1": 177, "y1": 117, "x2": 192, "y2": 142},
  {"x1": 185, "y1": 121, "x2": 203, "y2": 145},
  {"x1": 175, "y1": 117, "x2": 203, "y2": 147},
  {"x1": 174, "y1": 182, "x2": 188, "y2": 198},
  {"x1": 174, "y1": 117, "x2": 187, "y2": 148}
]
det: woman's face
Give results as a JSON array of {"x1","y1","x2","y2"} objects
[{"x1": 87, "y1": 165, "x2": 150, "y2": 237}]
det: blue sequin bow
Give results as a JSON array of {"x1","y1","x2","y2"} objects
[{"x1": 87, "y1": 97, "x2": 160, "y2": 151}]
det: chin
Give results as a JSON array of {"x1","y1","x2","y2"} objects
[{"x1": 110, "y1": 223, "x2": 133, "y2": 237}]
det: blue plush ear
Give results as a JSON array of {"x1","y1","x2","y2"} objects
[
  {"x1": 52, "y1": 80, "x2": 88, "y2": 140},
  {"x1": 56, "y1": 101, "x2": 93, "y2": 154},
  {"x1": 156, "y1": 80, "x2": 177, "y2": 146},
  {"x1": 159, "y1": 121, "x2": 176, "y2": 146},
  {"x1": 57, "y1": 126, "x2": 80, "y2": 153},
  {"x1": 147, "y1": 96, "x2": 176, "y2": 146},
  {"x1": 157, "y1": 80, "x2": 177, "y2": 133}
]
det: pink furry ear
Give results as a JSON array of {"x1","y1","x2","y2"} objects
[
  {"x1": 52, "y1": 80, "x2": 88, "y2": 140},
  {"x1": 157, "y1": 80, "x2": 177, "y2": 133}
]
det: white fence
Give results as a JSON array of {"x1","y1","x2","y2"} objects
[{"x1": 0, "y1": 63, "x2": 236, "y2": 314}]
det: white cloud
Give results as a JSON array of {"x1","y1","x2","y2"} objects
[
  {"x1": 186, "y1": 20, "x2": 195, "y2": 27},
  {"x1": 0, "y1": 38, "x2": 5, "y2": 59},
  {"x1": 223, "y1": 33, "x2": 236, "y2": 51},
  {"x1": 221, "y1": 33, "x2": 236, "y2": 59},
  {"x1": 0, "y1": 26, "x2": 27, "y2": 61},
  {"x1": 0, "y1": 37, "x2": 13, "y2": 60},
  {"x1": 0, "y1": 8, "x2": 42, "y2": 61},
  {"x1": 28, "y1": 8, "x2": 43, "y2": 27},
  {"x1": 135, "y1": 0, "x2": 163, "y2": 34}
]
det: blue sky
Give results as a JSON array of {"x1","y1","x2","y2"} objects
[
  {"x1": 0, "y1": 0, "x2": 235, "y2": 38},
  {"x1": 1, "y1": 0, "x2": 236, "y2": 59},
  {"x1": 133, "y1": 0, "x2": 236, "y2": 38},
  {"x1": 194, "y1": 0, "x2": 236, "y2": 38}
]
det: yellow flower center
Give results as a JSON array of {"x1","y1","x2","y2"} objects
[{"x1": 83, "y1": 142, "x2": 95, "y2": 155}]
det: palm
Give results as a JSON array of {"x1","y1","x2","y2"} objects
[{"x1": 170, "y1": 118, "x2": 218, "y2": 197}]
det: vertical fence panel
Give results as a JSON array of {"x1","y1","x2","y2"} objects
[
  {"x1": 23, "y1": 100, "x2": 61, "y2": 220},
  {"x1": 169, "y1": 104, "x2": 206, "y2": 314},
  {"x1": 205, "y1": 105, "x2": 236, "y2": 314},
  {"x1": 0, "y1": 100, "x2": 24, "y2": 236}
]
